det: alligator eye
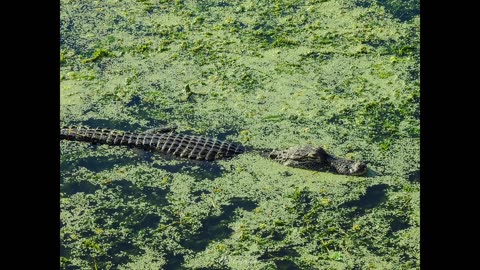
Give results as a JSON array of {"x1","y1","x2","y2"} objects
[{"x1": 350, "y1": 163, "x2": 367, "y2": 175}]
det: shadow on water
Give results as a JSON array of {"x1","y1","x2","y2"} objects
[
  {"x1": 61, "y1": 178, "x2": 170, "y2": 267},
  {"x1": 151, "y1": 158, "x2": 226, "y2": 180},
  {"x1": 275, "y1": 259, "x2": 301, "y2": 270},
  {"x1": 126, "y1": 95, "x2": 142, "y2": 107},
  {"x1": 112, "y1": 179, "x2": 170, "y2": 208},
  {"x1": 163, "y1": 253, "x2": 189, "y2": 270},
  {"x1": 341, "y1": 184, "x2": 389, "y2": 214},
  {"x1": 341, "y1": 183, "x2": 411, "y2": 235},
  {"x1": 408, "y1": 170, "x2": 420, "y2": 182},
  {"x1": 61, "y1": 180, "x2": 99, "y2": 195},
  {"x1": 124, "y1": 93, "x2": 175, "y2": 128},
  {"x1": 181, "y1": 197, "x2": 258, "y2": 252},
  {"x1": 355, "y1": 0, "x2": 419, "y2": 22},
  {"x1": 60, "y1": 142, "x2": 154, "y2": 175},
  {"x1": 389, "y1": 215, "x2": 410, "y2": 233},
  {"x1": 163, "y1": 197, "x2": 257, "y2": 270},
  {"x1": 258, "y1": 246, "x2": 301, "y2": 269}
]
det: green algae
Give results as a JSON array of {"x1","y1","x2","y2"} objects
[
  {"x1": 61, "y1": 0, "x2": 419, "y2": 269},
  {"x1": 82, "y1": 49, "x2": 113, "y2": 64}
]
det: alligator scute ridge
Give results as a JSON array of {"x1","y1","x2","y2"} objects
[{"x1": 60, "y1": 126, "x2": 367, "y2": 176}]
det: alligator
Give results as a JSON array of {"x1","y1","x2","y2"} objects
[{"x1": 60, "y1": 126, "x2": 367, "y2": 176}]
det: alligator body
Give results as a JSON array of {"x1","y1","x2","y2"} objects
[
  {"x1": 60, "y1": 126, "x2": 245, "y2": 161},
  {"x1": 60, "y1": 126, "x2": 367, "y2": 176}
]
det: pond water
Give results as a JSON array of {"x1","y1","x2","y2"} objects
[{"x1": 60, "y1": 0, "x2": 419, "y2": 269}]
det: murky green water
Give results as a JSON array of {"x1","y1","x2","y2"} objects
[{"x1": 60, "y1": 0, "x2": 419, "y2": 269}]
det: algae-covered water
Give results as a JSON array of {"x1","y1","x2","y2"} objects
[{"x1": 60, "y1": 0, "x2": 419, "y2": 269}]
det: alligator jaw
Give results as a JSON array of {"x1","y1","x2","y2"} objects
[
  {"x1": 326, "y1": 155, "x2": 367, "y2": 176},
  {"x1": 269, "y1": 145, "x2": 367, "y2": 176}
]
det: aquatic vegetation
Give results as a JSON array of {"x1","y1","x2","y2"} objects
[
  {"x1": 61, "y1": 0, "x2": 419, "y2": 269},
  {"x1": 82, "y1": 48, "x2": 113, "y2": 64}
]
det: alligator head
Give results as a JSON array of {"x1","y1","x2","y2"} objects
[{"x1": 269, "y1": 145, "x2": 367, "y2": 176}]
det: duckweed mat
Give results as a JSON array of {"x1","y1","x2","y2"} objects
[{"x1": 60, "y1": 0, "x2": 419, "y2": 269}]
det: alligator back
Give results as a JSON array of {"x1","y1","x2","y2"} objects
[{"x1": 60, "y1": 126, "x2": 245, "y2": 161}]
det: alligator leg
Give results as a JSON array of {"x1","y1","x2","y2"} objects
[{"x1": 144, "y1": 125, "x2": 178, "y2": 134}]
